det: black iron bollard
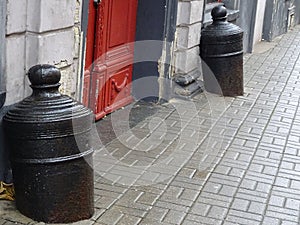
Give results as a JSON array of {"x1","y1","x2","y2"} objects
[
  {"x1": 200, "y1": 5, "x2": 244, "y2": 96},
  {"x1": 3, "y1": 65, "x2": 94, "y2": 223}
]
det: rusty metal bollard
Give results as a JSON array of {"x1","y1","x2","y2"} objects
[
  {"x1": 3, "y1": 65, "x2": 94, "y2": 223},
  {"x1": 200, "y1": 5, "x2": 244, "y2": 96}
]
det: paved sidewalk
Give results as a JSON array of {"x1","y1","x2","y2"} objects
[{"x1": 1, "y1": 25, "x2": 300, "y2": 225}]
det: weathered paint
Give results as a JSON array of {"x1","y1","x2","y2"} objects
[
  {"x1": 133, "y1": 0, "x2": 177, "y2": 101},
  {"x1": 133, "y1": 0, "x2": 166, "y2": 101},
  {"x1": 236, "y1": 0, "x2": 258, "y2": 52},
  {"x1": 263, "y1": 0, "x2": 290, "y2": 41}
]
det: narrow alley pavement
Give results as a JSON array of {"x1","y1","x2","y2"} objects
[{"x1": 1, "y1": 25, "x2": 300, "y2": 225}]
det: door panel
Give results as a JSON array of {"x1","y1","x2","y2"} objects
[
  {"x1": 105, "y1": 66, "x2": 132, "y2": 114},
  {"x1": 104, "y1": 0, "x2": 136, "y2": 61},
  {"x1": 108, "y1": 0, "x2": 130, "y2": 48},
  {"x1": 84, "y1": 0, "x2": 138, "y2": 120}
]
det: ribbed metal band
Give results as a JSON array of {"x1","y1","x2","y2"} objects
[
  {"x1": 12, "y1": 148, "x2": 94, "y2": 164},
  {"x1": 202, "y1": 50, "x2": 243, "y2": 58}
]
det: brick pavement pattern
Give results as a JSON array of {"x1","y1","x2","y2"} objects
[{"x1": 1, "y1": 25, "x2": 300, "y2": 225}]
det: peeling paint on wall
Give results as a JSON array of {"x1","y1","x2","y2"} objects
[{"x1": 158, "y1": 38, "x2": 175, "y2": 101}]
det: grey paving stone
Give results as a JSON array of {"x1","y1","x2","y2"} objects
[
  {"x1": 225, "y1": 215, "x2": 261, "y2": 225},
  {"x1": 202, "y1": 181, "x2": 222, "y2": 194},
  {"x1": 182, "y1": 220, "x2": 206, "y2": 225},
  {"x1": 209, "y1": 173, "x2": 241, "y2": 187},
  {"x1": 265, "y1": 210, "x2": 299, "y2": 222},
  {"x1": 244, "y1": 171, "x2": 275, "y2": 184},
  {"x1": 190, "y1": 203, "x2": 211, "y2": 217},
  {"x1": 235, "y1": 191, "x2": 268, "y2": 204},
  {"x1": 252, "y1": 156, "x2": 281, "y2": 168},
  {"x1": 262, "y1": 166, "x2": 278, "y2": 176},
  {"x1": 248, "y1": 163, "x2": 264, "y2": 173},
  {"x1": 95, "y1": 196, "x2": 118, "y2": 210},
  {"x1": 155, "y1": 200, "x2": 190, "y2": 213},
  {"x1": 71, "y1": 220, "x2": 96, "y2": 225},
  {"x1": 281, "y1": 221, "x2": 300, "y2": 225},
  {"x1": 185, "y1": 214, "x2": 222, "y2": 225},
  {"x1": 97, "y1": 209, "x2": 123, "y2": 225},
  {"x1": 261, "y1": 216, "x2": 280, "y2": 225},
  {"x1": 213, "y1": 165, "x2": 231, "y2": 175},
  {"x1": 285, "y1": 198, "x2": 300, "y2": 210},
  {"x1": 207, "y1": 206, "x2": 228, "y2": 220},
  {"x1": 177, "y1": 168, "x2": 197, "y2": 178},
  {"x1": 219, "y1": 185, "x2": 238, "y2": 197},
  {"x1": 239, "y1": 178, "x2": 257, "y2": 190},
  {"x1": 229, "y1": 168, "x2": 246, "y2": 179},
  {"x1": 160, "y1": 194, "x2": 194, "y2": 208},
  {"x1": 267, "y1": 205, "x2": 299, "y2": 216},
  {"x1": 274, "y1": 176, "x2": 291, "y2": 188},
  {"x1": 255, "y1": 182, "x2": 272, "y2": 194},
  {"x1": 143, "y1": 206, "x2": 168, "y2": 222},
  {"x1": 227, "y1": 209, "x2": 263, "y2": 222},
  {"x1": 162, "y1": 210, "x2": 186, "y2": 224},
  {"x1": 231, "y1": 198, "x2": 250, "y2": 211},
  {"x1": 247, "y1": 201, "x2": 266, "y2": 215},
  {"x1": 179, "y1": 188, "x2": 199, "y2": 202},
  {"x1": 197, "y1": 195, "x2": 231, "y2": 208},
  {"x1": 135, "y1": 192, "x2": 160, "y2": 206},
  {"x1": 269, "y1": 195, "x2": 286, "y2": 207},
  {"x1": 115, "y1": 214, "x2": 141, "y2": 225}
]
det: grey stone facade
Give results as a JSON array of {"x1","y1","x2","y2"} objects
[
  {"x1": 173, "y1": 0, "x2": 204, "y2": 98},
  {"x1": 2, "y1": 0, "x2": 300, "y2": 105},
  {"x1": 4, "y1": 0, "x2": 80, "y2": 105},
  {"x1": 0, "y1": 0, "x2": 82, "y2": 184}
]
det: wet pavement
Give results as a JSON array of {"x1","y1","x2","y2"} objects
[{"x1": 1, "y1": 25, "x2": 300, "y2": 225}]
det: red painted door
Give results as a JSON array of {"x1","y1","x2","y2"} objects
[{"x1": 84, "y1": 0, "x2": 138, "y2": 120}]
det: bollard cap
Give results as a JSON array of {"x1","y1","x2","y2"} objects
[
  {"x1": 211, "y1": 5, "x2": 227, "y2": 21},
  {"x1": 28, "y1": 64, "x2": 61, "y2": 87}
]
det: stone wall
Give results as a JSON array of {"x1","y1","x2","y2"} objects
[
  {"x1": 5, "y1": 0, "x2": 80, "y2": 105},
  {"x1": 173, "y1": 0, "x2": 204, "y2": 97}
]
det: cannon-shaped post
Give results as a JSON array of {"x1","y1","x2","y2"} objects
[
  {"x1": 200, "y1": 5, "x2": 244, "y2": 96},
  {"x1": 3, "y1": 65, "x2": 94, "y2": 223}
]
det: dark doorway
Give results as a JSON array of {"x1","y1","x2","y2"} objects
[{"x1": 132, "y1": 0, "x2": 177, "y2": 102}]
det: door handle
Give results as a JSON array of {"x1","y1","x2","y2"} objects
[{"x1": 94, "y1": 0, "x2": 101, "y2": 7}]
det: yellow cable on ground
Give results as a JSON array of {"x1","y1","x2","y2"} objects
[{"x1": 0, "y1": 181, "x2": 15, "y2": 201}]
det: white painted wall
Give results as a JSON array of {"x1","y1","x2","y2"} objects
[{"x1": 253, "y1": 0, "x2": 267, "y2": 47}]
